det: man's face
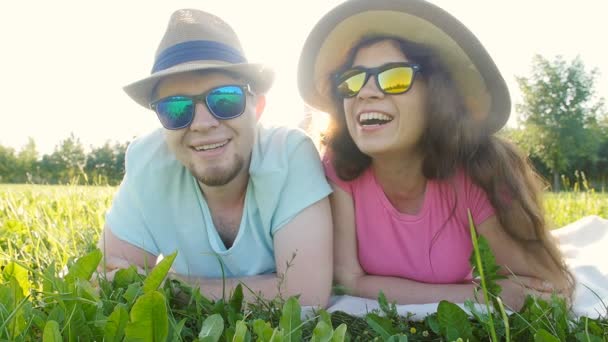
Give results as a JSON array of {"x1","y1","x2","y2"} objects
[{"x1": 154, "y1": 72, "x2": 260, "y2": 187}]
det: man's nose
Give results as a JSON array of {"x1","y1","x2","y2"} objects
[{"x1": 189, "y1": 102, "x2": 220, "y2": 131}]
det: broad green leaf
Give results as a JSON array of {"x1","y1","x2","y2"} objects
[
  {"x1": 143, "y1": 252, "x2": 177, "y2": 293},
  {"x1": 224, "y1": 326, "x2": 236, "y2": 342},
  {"x1": 386, "y1": 334, "x2": 409, "y2": 342},
  {"x1": 198, "y1": 313, "x2": 224, "y2": 342},
  {"x1": 104, "y1": 304, "x2": 129, "y2": 342},
  {"x1": 65, "y1": 303, "x2": 93, "y2": 341},
  {"x1": 172, "y1": 318, "x2": 188, "y2": 341},
  {"x1": 30, "y1": 308, "x2": 47, "y2": 333},
  {"x1": 550, "y1": 294, "x2": 569, "y2": 341},
  {"x1": 253, "y1": 319, "x2": 274, "y2": 342},
  {"x1": 331, "y1": 324, "x2": 347, "y2": 342},
  {"x1": 279, "y1": 297, "x2": 302, "y2": 342},
  {"x1": 42, "y1": 320, "x2": 62, "y2": 342},
  {"x1": 232, "y1": 320, "x2": 249, "y2": 342},
  {"x1": 123, "y1": 282, "x2": 143, "y2": 304},
  {"x1": 534, "y1": 328, "x2": 561, "y2": 342},
  {"x1": 6, "y1": 274, "x2": 24, "y2": 304},
  {"x1": 124, "y1": 291, "x2": 169, "y2": 342},
  {"x1": 310, "y1": 321, "x2": 333, "y2": 342},
  {"x1": 0, "y1": 286, "x2": 13, "y2": 311},
  {"x1": 582, "y1": 318, "x2": 604, "y2": 336},
  {"x1": 226, "y1": 287, "x2": 244, "y2": 327},
  {"x1": 64, "y1": 249, "x2": 102, "y2": 285},
  {"x1": 113, "y1": 266, "x2": 142, "y2": 289},
  {"x1": 2, "y1": 278, "x2": 27, "y2": 338},
  {"x1": 3, "y1": 262, "x2": 30, "y2": 297},
  {"x1": 229, "y1": 283, "x2": 244, "y2": 313},
  {"x1": 318, "y1": 309, "x2": 332, "y2": 327},
  {"x1": 437, "y1": 301, "x2": 473, "y2": 341},
  {"x1": 42, "y1": 263, "x2": 57, "y2": 294},
  {"x1": 212, "y1": 299, "x2": 226, "y2": 315},
  {"x1": 75, "y1": 278, "x2": 100, "y2": 303},
  {"x1": 269, "y1": 328, "x2": 284, "y2": 342},
  {"x1": 574, "y1": 332, "x2": 604, "y2": 342},
  {"x1": 424, "y1": 314, "x2": 441, "y2": 335},
  {"x1": 365, "y1": 313, "x2": 394, "y2": 340},
  {"x1": 47, "y1": 305, "x2": 66, "y2": 324}
]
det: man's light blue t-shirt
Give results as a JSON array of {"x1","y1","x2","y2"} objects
[{"x1": 105, "y1": 124, "x2": 331, "y2": 278}]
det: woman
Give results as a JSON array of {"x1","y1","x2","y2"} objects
[{"x1": 298, "y1": 0, "x2": 573, "y2": 310}]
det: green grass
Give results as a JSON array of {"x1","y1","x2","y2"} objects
[
  {"x1": 545, "y1": 191, "x2": 608, "y2": 228},
  {"x1": 1, "y1": 183, "x2": 606, "y2": 288},
  {"x1": 0, "y1": 184, "x2": 113, "y2": 278},
  {"x1": 2, "y1": 184, "x2": 605, "y2": 266},
  {"x1": 1, "y1": 184, "x2": 607, "y2": 341}
]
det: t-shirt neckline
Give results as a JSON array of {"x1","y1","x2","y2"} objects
[
  {"x1": 369, "y1": 167, "x2": 432, "y2": 222},
  {"x1": 193, "y1": 175, "x2": 251, "y2": 254}
]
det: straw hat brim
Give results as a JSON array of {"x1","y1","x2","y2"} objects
[
  {"x1": 297, "y1": 0, "x2": 510, "y2": 133},
  {"x1": 124, "y1": 61, "x2": 274, "y2": 108}
]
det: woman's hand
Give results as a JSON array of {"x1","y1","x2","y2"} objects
[{"x1": 496, "y1": 275, "x2": 569, "y2": 311}]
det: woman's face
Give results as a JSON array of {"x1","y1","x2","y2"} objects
[{"x1": 342, "y1": 40, "x2": 428, "y2": 158}]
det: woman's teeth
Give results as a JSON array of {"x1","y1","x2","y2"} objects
[{"x1": 358, "y1": 112, "x2": 393, "y2": 126}]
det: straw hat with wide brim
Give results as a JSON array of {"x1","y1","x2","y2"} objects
[
  {"x1": 124, "y1": 9, "x2": 274, "y2": 108},
  {"x1": 298, "y1": 0, "x2": 510, "y2": 133}
]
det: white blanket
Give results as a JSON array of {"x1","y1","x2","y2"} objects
[{"x1": 326, "y1": 215, "x2": 608, "y2": 319}]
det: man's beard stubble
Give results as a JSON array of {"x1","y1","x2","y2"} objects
[{"x1": 192, "y1": 155, "x2": 245, "y2": 187}]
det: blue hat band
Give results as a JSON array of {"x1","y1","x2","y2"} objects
[{"x1": 152, "y1": 40, "x2": 246, "y2": 73}]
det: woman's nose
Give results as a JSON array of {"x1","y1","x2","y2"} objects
[{"x1": 356, "y1": 75, "x2": 384, "y2": 100}]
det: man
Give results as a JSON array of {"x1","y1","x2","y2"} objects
[{"x1": 98, "y1": 9, "x2": 333, "y2": 307}]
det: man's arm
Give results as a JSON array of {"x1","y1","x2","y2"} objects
[
  {"x1": 176, "y1": 198, "x2": 333, "y2": 307},
  {"x1": 98, "y1": 226, "x2": 158, "y2": 274}
]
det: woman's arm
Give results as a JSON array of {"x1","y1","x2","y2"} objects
[
  {"x1": 331, "y1": 183, "x2": 553, "y2": 310},
  {"x1": 331, "y1": 183, "x2": 477, "y2": 303},
  {"x1": 476, "y1": 216, "x2": 568, "y2": 293}
]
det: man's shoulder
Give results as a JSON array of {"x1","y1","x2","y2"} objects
[
  {"x1": 254, "y1": 124, "x2": 313, "y2": 157},
  {"x1": 124, "y1": 128, "x2": 183, "y2": 179}
]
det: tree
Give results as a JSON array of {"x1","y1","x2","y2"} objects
[
  {"x1": 85, "y1": 141, "x2": 128, "y2": 185},
  {"x1": 594, "y1": 115, "x2": 608, "y2": 188},
  {"x1": 516, "y1": 55, "x2": 605, "y2": 191},
  {"x1": 0, "y1": 145, "x2": 18, "y2": 183},
  {"x1": 46, "y1": 133, "x2": 87, "y2": 184},
  {"x1": 15, "y1": 137, "x2": 39, "y2": 183}
]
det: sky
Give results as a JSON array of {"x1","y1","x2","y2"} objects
[{"x1": 1, "y1": 0, "x2": 607, "y2": 155}]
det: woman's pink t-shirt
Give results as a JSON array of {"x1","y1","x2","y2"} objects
[{"x1": 324, "y1": 159, "x2": 495, "y2": 284}]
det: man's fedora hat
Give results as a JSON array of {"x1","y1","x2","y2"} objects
[
  {"x1": 298, "y1": 0, "x2": 510, "y2": 133},
  {"x1": 124, "y1": 9, "x2": 274, "y2": 108}
]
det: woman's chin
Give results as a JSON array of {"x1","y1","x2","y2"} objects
[{"x1": 357, "y1": 143, "x2": 393, "y2": 157}]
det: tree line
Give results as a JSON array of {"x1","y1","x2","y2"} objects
[
  {"x1": 504, "y1": 54, "x2": 608, "y2": 191},
  {"x1": 1, "y1": 55, "x2": 607, "y2": 190},
  {"x1": 0, "y1": 134, "x2": 128, "y2": 185}
]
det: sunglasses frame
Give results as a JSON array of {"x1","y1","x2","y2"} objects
[
  {"x1": 334, "y1": 62, "x2": 422, "y2": 98},
  {"x1": 150, "y1": 84, "x2": 253, "y2": 130}
]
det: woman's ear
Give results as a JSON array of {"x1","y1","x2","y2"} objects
[{"x1": 255, "y1": 95, "x2": 266, "y2": 120}]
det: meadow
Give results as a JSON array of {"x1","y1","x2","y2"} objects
[{"x1": 1, "y1": 184, "x2": 607, "y2": 341}]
